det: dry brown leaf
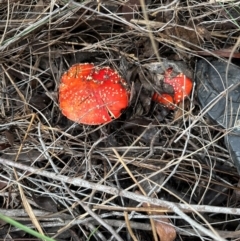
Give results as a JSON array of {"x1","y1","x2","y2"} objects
[
  {"x1": 162, "y1": 25, "x2": 205, "y2": 50},
  {"x1": 0, "y1": 180, "x2": 7, "y2": 190},
  {"x1": 196, "y1": 48, "x2": 240, "y2": 58},
  {"x1": 142, "y1": 202, "x2": 177, "y2": 241},
  {"x1": 32, "y1": 194, "x2": 58, "y2": 212},
  {"x1": 233, "y1": 179, "x2": 240, "y2": 201},
  {"x1": 173, "y1": 100, "x2": 191, "y2": 121},
  {"x1": 4, "y1": 130, "x2": 14, "y2": 146},
  {"x1": 122, "y1": 0, "x2": 140, "y2": 21},
  {"x1": 0, "y1": 143, "x2": 11, "y2": 151},
  {"x1": 154, "y1": 218, "x2": 177, "y2": 241},
  {"x1": 34, "y1": 0, "x2": 45, "y2": 12}
]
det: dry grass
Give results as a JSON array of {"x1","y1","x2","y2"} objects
[{"x1": 0, "y1": 0, "x2": 240, "y2": 240}]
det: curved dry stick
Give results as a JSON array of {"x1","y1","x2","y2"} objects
[{"x1": 0, "y1": 157, "x2": 231, "y2": 241}]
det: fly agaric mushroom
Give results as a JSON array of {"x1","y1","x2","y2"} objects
[
  {"x1": 59, "y1": 63, "x2": 129, "y2": 125},
  {"x1": 152, "y1": 68, "x2": 193, "y2": 109}
]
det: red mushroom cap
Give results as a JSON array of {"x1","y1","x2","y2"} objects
[
  {"x1": 153, "y1": 68, "x2": 193, "y2": 109},
  {"x1": 59, "y1": 63, "x2": 129, "y2": 125},
  {"x1": 152, "y1": 93, "x2": 174, "y2": 109}
]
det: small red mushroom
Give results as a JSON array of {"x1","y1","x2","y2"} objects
[
  {"x1": 59, "y1": 63, "x2": 129, "y2": 125},
  {"x1": 152, "y1": 68, "x2": 193, "y2": 109},
  {"x1": 152, "y1": 93, "x2": 174, "y2": 109}
]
